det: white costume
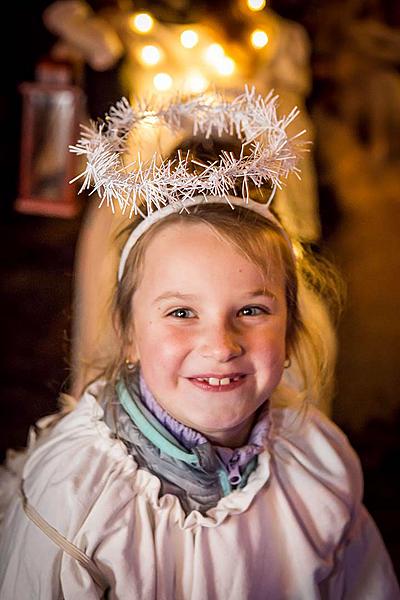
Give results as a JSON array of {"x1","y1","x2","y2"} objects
[{"x1": 0, "y1": 380, "x2": 398, "y2": 599}]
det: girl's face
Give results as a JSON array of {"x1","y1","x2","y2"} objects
[{"x1": 129, "y1": 222, "x2": 287, "y2": 447}]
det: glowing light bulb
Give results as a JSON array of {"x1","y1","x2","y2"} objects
[
  {"x1": 250, "y1": 29, "x2": 269, "y2": 49},
  {"x1": 216, "y1": 56, "x2": 235, "y2": 76},
  {"x1": 185, "y1": 71, "x2": 209, "y2": 94},
  {"x1": 153, "y1": 72, "x2": 173, "y2": 91},
  {"x1": 131, "y1": 12, "x2": 154, "y2": 33},
  {"x1": 140, "y1": 45, "x2": 162, "y2": 66},
  {"x1": 180, "y1": 30, "x2": 199, "y2": 49},
  {"x1": 246, "y1": 0, "x2": 266, "y2": 11},
  {"x1": 204, "y1": 43, "x2": 225, "y2": 64}
]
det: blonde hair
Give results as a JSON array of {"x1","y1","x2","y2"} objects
[{"x1": 102, "y1": 203, "x2": 342, "y2": 411}]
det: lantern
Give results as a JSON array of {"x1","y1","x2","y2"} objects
[{"x1": 16, "y1": 61, "x2": 84, "y2": 218}]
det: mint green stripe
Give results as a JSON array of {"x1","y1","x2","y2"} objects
[
  {"x1": 239, "y1": 456, "x2": 258, "y2": 489},
  {"x1": 217, "y1": 469, "x2": 232, "y2": 496},
  {"x1": 117, "y1": 381, "x2": 199, "y2": 466},
  {"x1": 127, "y1": 387, "x2": 185, "y2": 448}
]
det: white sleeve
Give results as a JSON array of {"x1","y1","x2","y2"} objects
[{"x1": 320, "y1": 505, "x2": 400, "y2": 599}]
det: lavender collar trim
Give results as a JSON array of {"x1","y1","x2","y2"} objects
[{"x1": 139, "y1": 373, "x2": 270, "y2": 486}]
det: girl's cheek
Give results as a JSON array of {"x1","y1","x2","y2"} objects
[
  {"x1": 162, "y1": 327, "x2": 194, "y2": 350},
  {"x1": 161, "y1": 323, "x2": 196, "y2": 344}
]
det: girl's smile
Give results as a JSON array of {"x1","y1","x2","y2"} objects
[
  {"x1": 129, "y1": 221, "x2": 287, "y2": 447},
  {"x1": 188, "y1": 373, "x2": 247, "y2": 391},
  {"x1": 182, "y1": 369, "x2": 255, "y2": 405}
]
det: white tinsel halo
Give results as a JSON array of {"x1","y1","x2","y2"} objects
[{"x1": 69, "y1": 86, "x2": 305, "y2": 217}]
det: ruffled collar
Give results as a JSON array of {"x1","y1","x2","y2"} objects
[{"x1": 83, "y1": 380, "x2": 273, "y2": 528}]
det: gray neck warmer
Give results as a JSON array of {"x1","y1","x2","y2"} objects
[
  {"x1": 100, "y1": 373, "x2": 269, "y2": 515},
  {"x1": 138, "y1": 373, "x2": 270, "y2": 486}
]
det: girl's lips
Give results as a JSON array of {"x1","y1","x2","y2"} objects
[{"x1": 187, "y1": 374, "x2": 247, "y2": 392}]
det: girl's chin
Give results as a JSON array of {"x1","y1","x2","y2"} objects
[{"x1": 181, "y1": 412, "x2": 253, "y2": 440}]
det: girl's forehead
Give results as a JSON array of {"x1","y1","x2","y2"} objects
[
  {"x1": 144, "y1": 221, "x2": 244, "y2": 263},
  {"x1": 138, "y1": 220, "x2": 285, "y2": 291}
]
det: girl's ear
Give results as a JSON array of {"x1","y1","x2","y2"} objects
[
  {"x1": 112, "y1": 310, "x2": 123, "y2": 340},
  {"x1": 126, "y1": 348, "x2": 138, "y2": 364},
  {"x1": 113, "y1": 311, "x2": 138, "y2": 359},
  {"x1": 125, "y1": 324, "x2": 139, "y2": 363}
]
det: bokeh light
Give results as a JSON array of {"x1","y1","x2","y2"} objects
[
  {"x1": 180, "y1": 30, "x2": 199, "y2": 49},
  {"x1": 185, "y1": 71, "x2": 209, "y2": 94},
  {"x1": 204, "y1": 43, "x2": 225, "y2": 64},
  {"x1": 215, "y1": 56, "x2": 235, "y2": 76},
  {"x1": 153, "y1": 72, "x2": 173, "y2": 91},
  {"x1": 131, "y1": 13, "x2": 154, "y2": 33},
  {"x1": 140, "y1": 45, "x2": 162, "y2": 66},
  {"x1": 246, "y1": 0, "x2": 266, "y2": 11},
  {"x1": 250, "y1": 29, "x2": 269, "y2": 49}
]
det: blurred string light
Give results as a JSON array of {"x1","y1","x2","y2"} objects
[
  {"x1": 131, "y1": 12, "x2": 154, "y2": 33},
  {"x1": 125, "y1": 7, "x2": 271, "y2": 93},
  {"x1": 203, "y1": 43, "x2": 225, "y2": 64},
  {"x1": 203, "y1": 43, "x2": 236, "y2": 76},
  {"x1": 153, "y1": 72, "x2": 173, "y2": 91},
  {"x1": 180, "y1": 30, "x2": 199, "y2": 49},
  {"x1": 140, "y1": 45, "x2": 162, "y2": 66},
  {"x1": 246, "y1": 0, "x2": 266, "y2": 11},
  {"x1": 250, "y1": 29, "x2": 269, "y2": 49},
  {"x1": 184, "y1": 70, "x2": 209, "y2": 93},
  {"x1": 215, "y1": 56, "x2": 235, "y2": 76}
]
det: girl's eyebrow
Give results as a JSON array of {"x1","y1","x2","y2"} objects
[
  {"x1": 153, "y1": 289, "x2": 276, "y2": 304},
  {"x1": 153, "y1": 292, "x2": 197, "y2": 304},
  {"x1": 247, "y1": 288, "x2": 276, "y2": 300}
]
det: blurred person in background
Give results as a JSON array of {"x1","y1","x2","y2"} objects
[{"x1": 42, "y1": 0, "x2": 327, "y2": 405}]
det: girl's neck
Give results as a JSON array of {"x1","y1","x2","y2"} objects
[
  {"x1": 132, "y1": 371, "x2": 270, "y2": 488},
  {"x1": 193, "y1": 418, "x2": 256, "y2": 448},
  {"x1": 138, "y1": 371, "x2": 268, "y2": 450}
]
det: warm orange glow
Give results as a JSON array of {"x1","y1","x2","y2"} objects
[
  {"x1": 250, "y1": 29, "x2": 269, "y2": 49},
  {"x1": 180, "y1": 30, "x2": 199, "y2": 49},
  {"x1": 130, "y1": 13, "x2": 154, "y2": 33}
]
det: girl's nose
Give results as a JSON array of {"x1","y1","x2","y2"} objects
[{"x1": 199, "y1": 322, "x2": 244, "y2": 362}]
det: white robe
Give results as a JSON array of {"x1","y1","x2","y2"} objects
[{"x1": 0, "y1": 381, "x2": 398, "y2": 599}]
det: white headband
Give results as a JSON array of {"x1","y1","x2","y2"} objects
[{"x1": 118, "y1": 194, "x2": 291, "y2": 281}]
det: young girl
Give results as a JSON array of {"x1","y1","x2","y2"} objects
[{"x1": 0, "y1": 90, "x2": 398, "y2": 599}]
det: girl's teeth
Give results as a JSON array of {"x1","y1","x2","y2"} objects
[{"x1": 196, "y1": 376, "x2": 242, "y2": 386}]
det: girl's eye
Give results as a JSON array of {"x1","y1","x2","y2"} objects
[
  {"x1": 238, "y1": 306, "x2": 270, "y2": 317},
  {"x1": 168, "y1": 308, "x2": 195, "y2": 319}
]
